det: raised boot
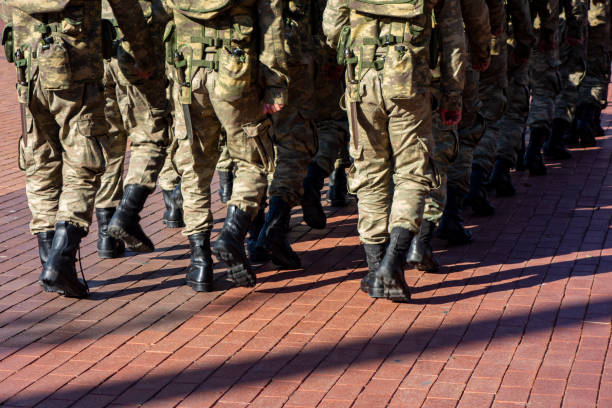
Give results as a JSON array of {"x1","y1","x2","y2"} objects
[
  {"x1": 211, "y1": 205, "x2": 256, "y2": 287},
  {"x1": 36, "y1": 230, "x2": 55, "y2": 266},
  {"x1": 96, "y1": 208, "x2": 125, "y2": 259},
  {"x1": 247, "y1": 207, "x2": 268, "y2": 263},
  {"x1": 186, "y1": 232, "x2": 213, "y2": 292},
  {"x1": 465, "y1": 164, "x2": 495, "y2": 216},
  {"x1": 360, "y1": 243, "x2": 386, "y2": 294},
  {"x1": 39, "y1": 222, "x2": 89, "y2": 298},
  {"x1": 524, "y1": 127, "x2": 548, "y2": 176},
  {"x1": 437, "y1": 187, "x2": 472, "y2": 245},
  {"x1": 327, "y1": 166, "x2": 348, "y2": 207},
  {"x1": 406, "y1": 220, "x2": 439, "y2": 272},
  {"x1": 256, "y1": 197, "x2": 301, "y2": 269},
  {"x1": 218, "y1": 170, "x2": 234, "y2": 204},
  {"x1": 107, "y1": 184, "x2": 154, "y2": 252},
  {"x1": 162, "y1": 182, "x2": 185, "y2": 228},
  {"x1": 301, "y1": 163, "x2": 327, "y2": 229},
  {"x1": 575, "y1": 104, "x2": 597, "y2": 147},
  {"x1": 488, "y1": 158, "x2": 516, "y2": 197},
  {"x1": 366, "y1": 227, "x2": 413, "y2": 302},
  {"x1": 544, "y1": 119, "x2": 572, "y2": 160}
]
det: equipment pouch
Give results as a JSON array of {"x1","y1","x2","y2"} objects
[
  {"x1": 167, "y1": 0, "x2": 233, "y2": 20},
  {"x1": 2, "y1": 24, "x2": 14, "y2": 63},
  {"x1": 214, "y1": 46, "x2": 253, "y2": 101},
  {"x1": 382, "y1": 43, "x2": 430, "y2": 100},
  {"x1": 348, "y1": 0, "x2": 424, "y2": 19},
  {"x1": 101, "y1": 19, "x2": 117, "y2": 60},
  {"x1": 243, "y1": 118, "x2": 274, "y2": 173},
  {"x1": 5, "y1": 0, "x2": 70, "y2": 14},
  {"x1": 38, "y1": 37, "x2": 72, "y2": 90}
]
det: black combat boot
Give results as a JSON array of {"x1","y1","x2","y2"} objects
[
  {"x1": 39, "y1": 222, "x2": 89, "y2": 298},
  {"x1": 36, "y1": 230, "x2": 55, "y2": 266},
  {"x1": 247, "y1": 207, "x2": 268, "y2": 263},
  {"x1": 366, "y1": 227, "x2": 413, "y2": 302},
  {"x1": 437, "y1": 187, "x2": 472, "y2": 245},
  {"x1": 107, "y1": 184, "x2": 155, "y2": 252},
  {"x1": 162, "y1": 182, "x2": 185, "y2": 228},
  {"x1": 465, "y1": 164, "x2": 495, "y2": 216},
  {"x1": 96, "y1": 208, "x2": 125, "y2": 259},
  {"x1": 524, "y1": 127, "x2": 548, "y2": 176},
  {"x1": 360, "y1": 243, "x2": 386, "y2": 294},
  {"x1": 256, "y1": 197, "x2": 301, "y2": 269},
  {"x1": 218, "y1": 170, "x2": 234, "y2": 204},
  {"x1": 406, "y1": 220, "x2": 439, "y2": 272},
  {"x1": 488, "y1": 158, "x2": 516, "y2": 197},
  {"x1": 544, "y1": 119, "x2": 572, "y2": 160},
  {"x1": 575, "y1": 104, "x2": 598, "y2": 147},
  {"x1": 595, "y1": 108, "x2": 605, "y2": 137},
  {"x1": 327, "y1": 166, "x2": 348, "y2": 207},
  {"x1": 212, "y1": 205, "x2": 256, "y2": 287},
  {"x1": 186, "y1": 232, "x2": 213, "y2": 292},
  {"x1": 301, "y1": 163, "x2": 327, "y2": 229}
]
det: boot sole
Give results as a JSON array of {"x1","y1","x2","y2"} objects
[
  {"x1": 368, "y1": 286, "x2": 411, "y2": 303},
  {"x1": 163, "y1": 219, "x2": 186, "y2": 229},
  {"x1": 186, "y1": 279, "x2": 213, "y2": 292},
  {"x1": 107, "y1": 224, "x2": 154, "y2": 253},
  {"x1": 211, "y1": 245, "x2": 256, "y2": 287},
  {"x1": 40, "y1": 270, "x2": 88, "y2": 298},
  {"x1": 301, "y1": 200, "x2": 327, "y2": 230}
]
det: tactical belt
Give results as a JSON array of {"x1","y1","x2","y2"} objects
[{"x1": 362, "y1": 34, "x2": 402, "y2": 47}]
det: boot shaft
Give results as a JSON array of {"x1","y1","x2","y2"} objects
[
  {"x1": 188, "y1": 232, "x2": 212, "y2": 262},
  {"x1": 223, "y1": 205, "x2": 252, "y2": 242},
  {"x1": 265, "y1": 197, "x2": 292, "y2": 233},
  {"x1": 364, "y1": 243, "x2": 385, "y2": 274},
  {"x1": 36, "y1": 230, "x2": 55, "y2": 265},
  {"x1": 51, "y1": 222, "x2": 86, "y2": 257},
  {"x1": 96, "y1": 208, "x2": 115, "y2": 233},
  {"x1": 118, "y1": 184, "x2": 152, "y2": 216}
]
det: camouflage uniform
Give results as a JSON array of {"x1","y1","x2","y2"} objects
[
  {"x1": 95, "y1": 0, "x2": 171, "y2": 208},
  {"x1": 493, "y1": 0, "x2": 536, "y2": 169},
  {"x1": 267, "y1": 0, "x2": 318, "y2": 207},
  {"x1": 324, "y1": 0, "x2": 465, "y2": 301},
  {"x1": 577, "y1": 0, "x2": 611, "y2": 110},
  {"x1": 9, "y1": 0, "x2": 154, "y2": 234},
  {"x1": 158, "y1": 135, "x2": 181, "y2": 191}
]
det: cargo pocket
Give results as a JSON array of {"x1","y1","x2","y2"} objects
[
  {"x1": 38, "y1": 37, "x2": 72, "y2": 90},
  {"x1": 72, "y1": 115, "x2": 107, "y2": 173},
  {"x1": 243, "y1": 118, "x2": 274, "y2": 172},
  {"x1": 382, "y1": 43, "x2": 430, "y2": 100},
  {"x1": 346, "y1": 144, "x2": 363, "y2": 195}
]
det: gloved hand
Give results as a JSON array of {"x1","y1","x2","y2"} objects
[
  {"x1": 264, "y1": 103, "x2": 285, "y2": 114},
  {"x1": 440, "y1": 109, "x2": 462, "y2": 126}
]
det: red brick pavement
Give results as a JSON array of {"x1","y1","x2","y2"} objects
[{"x1": 1, "y1": 56, "x2": 612, "y2": 407}]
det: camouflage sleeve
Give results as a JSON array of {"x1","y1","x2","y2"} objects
[
  {"x1": 0, "y1": 2, "x2": 12, "y2": 24},
  {"x1": 460, "y1": 0, "x2": 491, "y2": 68},
  {"x1": 563, "y1": 0, "x2": 588, "y2": 41},
  {"x1": 107, "y1": 0, "x2": 156, "y2": 73},
  {"x1": 484, "y1": 0, "x2": 505, "y2": 35},
  {"x1": 257, "y1": 0, "x2": 289, "y2": 105},
  {"x1": 507, "y1": 0, "x2": 536, "y2": 48},
  {"x1": 531, "y1": 0, "x2": 559, "y2": 33},
  {"x1": 438, "y1": 0, "x2": 467, "y2": 112},
  {"x1": 323, "y1": 0, "x2": 350, "y2": 49}
]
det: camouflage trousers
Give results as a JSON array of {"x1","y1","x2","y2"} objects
[
  {"x1": 269, "y1": 63, "x2": 318, "y2": 206},
  {"x1": 347, "y1": 68, "x2": 434, "y2": 245},
  {"x1": 527, "y1": 34, "x2": 561, "y2": 130},
  {"x1": 422, "y1": 107, "x2": 458, "y2": 225},
  {"x1": 173, "y1": 68, "x2": 272, "y2": 236},
  {"x1": 95, "y1": 59, "x2": 169, "y2": 209},
  {"x1": 496, "y1": 58, "x2": 530, "y2": 167},
  {"x1": 158, "y1": 128, "x2": 181, "y2": 191},
  {"x1": 554, "y1": 18, "x2": 587, "y2": 123},
  {"x1": 578, "y1": 0, "x2": 611, "y2": 108},
  {"x1": 472, "y1": 46, "x2": 509, "y2": 176},
  {"x1": 313, "y1": 119, "x2": 349, "y2": 174},
  {"x1": 447, "y1": 65, "x2": 484, "y2": 195},
  {"x1": 21, "y1": 79, "x2": 107, "y2": 234}
]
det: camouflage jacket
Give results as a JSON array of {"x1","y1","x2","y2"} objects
[
  {"x1": 507, "y1": 0, "x2": 537, "y2": 49},
  {"x1": 323, "y1": 0, "x2": 466, "y2": 111},
  {"x1": 283, "y1": 0, "x2": 317, "y2": 65},
  {"x1": 560, "y1": 0, "x2": 587, "y2": 41},
  {"x1": 169, "y1": 0, "x2": 289, "y2": 105},
  {"x1": 8, "y1": 0, "x2": 155, "y2": 85},
  {"x1": 461, "y1": 0, "x2": 492, "y2": 67}
]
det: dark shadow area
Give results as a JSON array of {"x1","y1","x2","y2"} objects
[{"x1": 4, "y1": 297, "x2": 610, "y2": 406}]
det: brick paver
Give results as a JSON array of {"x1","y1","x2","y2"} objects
[{"x1": 1, "y1": 56, "x2": 612, "y2": 408}]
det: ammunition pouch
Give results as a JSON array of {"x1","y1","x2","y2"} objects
[{"x1": 2, "y1": 24, "x2": 13, "y2": 63}]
